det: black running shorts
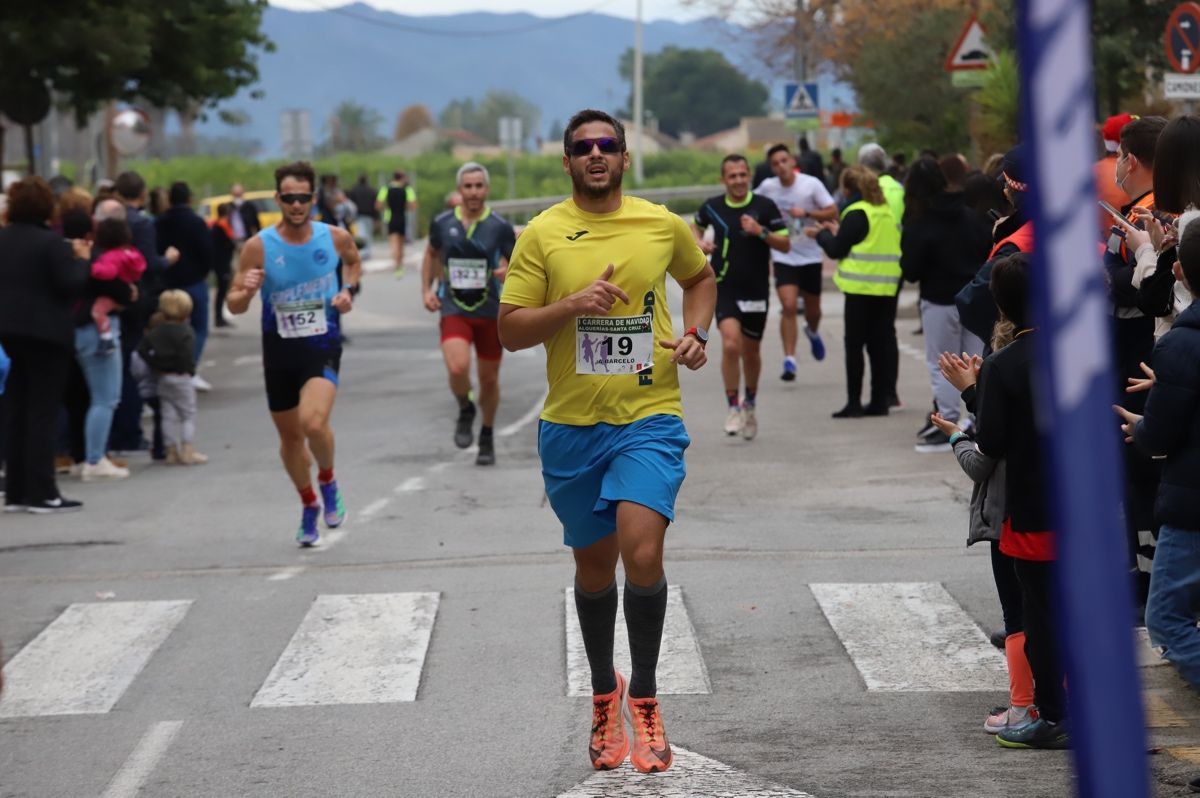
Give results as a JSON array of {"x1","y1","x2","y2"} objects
[
  {"x1": 715, "y1": 292, "x2": 768, "y2": 341},
  {"x1": 774, "y1": 262, "x2": 823, "y2": 295},
  {"x1": 263, "y1": 352, "x2": 342, "y2": 413}
]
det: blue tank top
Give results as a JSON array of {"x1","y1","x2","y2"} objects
[{"x1": 259, "y1": 223, "x2": 342, "y2": 366}]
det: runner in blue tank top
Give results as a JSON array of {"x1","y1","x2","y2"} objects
[{"x1": 225, "y1": 161, "x2": 363, "y2": 546}]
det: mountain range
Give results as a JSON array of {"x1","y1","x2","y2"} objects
[{"x1": 195, "y1": 4, "x2": 829, "y2": 155}]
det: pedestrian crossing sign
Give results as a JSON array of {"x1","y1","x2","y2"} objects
[{"x1": 784, "y1": 82, "x2": 819, "y2": 119}]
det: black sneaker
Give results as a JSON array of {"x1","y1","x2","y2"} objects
[
  {"x1": 454, "y1": 403, "x2": 476, "y2": 449},
  {"x1": 26, "y1": 497, "x2": 84, "y2": 514},
  {"x1": 997, "y1": 718, "x2": 1069, "y2": 750},
  {"x1": 863, "y1": 403, "x2": 890, "y2": 417},
  {"x1": 915, "y1": 429, "x2": 952, "y2": 453},
  {"x1": 476, "y1": 432, "x2": 495, "y2": 466},
  {"x1": 832, "y1": 404, "x2": 864, "y2": 419},
  {"x1": 917, "y1": 412, "x2": 936, "y2": 439}
]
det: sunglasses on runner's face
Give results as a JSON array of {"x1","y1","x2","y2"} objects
[
  {"x1": 279, "y1": 193, "x2": 313, "y2": 205},
  {"x1": 569, "y1": 137, "x2": 622, "y2": 157}
]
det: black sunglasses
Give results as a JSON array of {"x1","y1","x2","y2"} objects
[
  {"x1": 569, "y1": 137, "x2": 622, "y2": 157},
  {"x1": 279, "y1": 192, "x2": 313, "y2": 205}
]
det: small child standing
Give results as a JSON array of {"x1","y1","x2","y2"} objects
[
  {"x1": 137, "y1": 290, "x2": 207, "y2": 465},
  {"x1": 91, "y1": 219, "x2": 146, "y2": 354}
]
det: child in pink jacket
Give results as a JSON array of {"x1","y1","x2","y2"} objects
[{"x1": 91, "y1": 219, "x2": 146, "y2": 353}]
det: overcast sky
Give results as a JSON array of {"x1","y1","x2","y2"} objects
[{"x1": 269, "y1": 0, "x2": 708, "y2": 22}]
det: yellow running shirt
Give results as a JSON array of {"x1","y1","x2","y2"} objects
[{"x1": 502, "y1": 196, "x2": 708, "y2": 426}]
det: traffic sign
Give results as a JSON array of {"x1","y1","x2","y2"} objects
[
  {"x1": 945, "y1": 15, "x2": 995, "y2": 71},
  {"x1": 1165, "y1": 2, "x2": 1200, "y2": 73},
  {"x1": 1166, "y1": 71, "x2": 1200, "y2": 98},
  {"x1": 784, "y1": 82, "x2": 819, "y2": 119}
]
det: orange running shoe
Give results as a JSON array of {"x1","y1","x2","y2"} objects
[
  {"x1": 588, "y1": 670, "x2": 630, "y2": 770},
  {"x1": 626, "y1": 694, "x2": 673, "y2": 773}
]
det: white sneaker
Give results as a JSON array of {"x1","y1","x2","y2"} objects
[
  {"x1": 741, "y1": 404, "x2": 758, "y2": 440},
  {"x1": 724, "y1": 406, "x2": 743, "y2": 436},
  {"x1": 192, "y1": 374, "x2": 212, "y2": 392},
  {"x1": 81, "y1": 457, "x2": 131, "y2": 482}
]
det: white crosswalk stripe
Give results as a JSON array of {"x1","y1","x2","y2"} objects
[
  {"x1": 0, "y1": 600, "x2": 191, "y2": 718},
  {"x1": 565, "y1": 585, "x2": 711, "y2": 697},
  {"x1": 1, "y1": 583, "x2": 1010, "y2": 718},
  {"x1": 251, "y1": 592, "x2": 439, "y2": 707},
  {"x1": 810, "y1": 582, "x2": 1007, "y2": 691}
]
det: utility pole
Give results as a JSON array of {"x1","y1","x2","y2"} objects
[
  {"x1": 793, "y1": 0, "x2": 807, "y2": 83},
  {"x1": 633, "y1": 0, "x2": 644, "y2": 185}
]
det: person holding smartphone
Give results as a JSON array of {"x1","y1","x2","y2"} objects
[{"x1": 1101, "y1": 115, "x2": 1168, "y2": 619}]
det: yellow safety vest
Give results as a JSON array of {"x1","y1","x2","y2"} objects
[
  {"x1": 879, "y1": 174, "x2": 905, "y2": 231},
  {"x1": 833, "y1": 200, "x2": 903, "y2": 297}
]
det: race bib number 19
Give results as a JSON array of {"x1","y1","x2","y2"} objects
[
  {"x1": 275, "y1": 300, "x2": 327, "y2": 338},
  {"x1": 576, "y1": 314, "x2": 653, "y2": 375}
]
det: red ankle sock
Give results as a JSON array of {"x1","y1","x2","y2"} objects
[
  {"x1": 299, "y1": 485, "x2": 319, "y2": 507},
  {"x1": 317, "y1": 467, "x2": 335, "y2": 485}
]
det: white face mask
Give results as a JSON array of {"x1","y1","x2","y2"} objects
[{"x1": 1115, "y1": 153, "x2": 1130, "y2": 192}]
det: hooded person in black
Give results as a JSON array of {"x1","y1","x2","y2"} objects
[
  {"x1": 901, "y1": 157, "x2": 992, "y2": 450},
  {"x1": 957, "y1": 145, "x2": 1035, "y2": 352}
]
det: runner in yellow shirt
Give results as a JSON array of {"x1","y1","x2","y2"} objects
[{"x1": 499, "y1": 109, "x2": 716, "y2": 775}]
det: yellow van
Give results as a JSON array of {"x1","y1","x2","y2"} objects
[{"x1": 197, "y1": 190, "x2": 282, "y2": 229}]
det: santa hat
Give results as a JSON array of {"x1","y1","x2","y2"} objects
[{"x1": 1101, "y1": 113, "x2": 1137, "y2": 153}]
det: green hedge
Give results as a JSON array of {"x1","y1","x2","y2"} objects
[{"x1": 124, "y1": 150, "x2": 728, "y2": 234}]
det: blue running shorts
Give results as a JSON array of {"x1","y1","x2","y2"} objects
[{"x1": 538, "y1": 414, "x2": 690, "y2": 549}]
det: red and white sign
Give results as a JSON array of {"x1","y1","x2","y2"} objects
[
  {"x1": 945, "y1": 15, "x2": 996, "y2": 71},
  {"x1": 1165, "y1": 2, "x2": 1200, "y2": 74}
]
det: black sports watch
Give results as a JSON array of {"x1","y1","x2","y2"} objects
[{"x1": 685, "y1": 326, "x2": 709, "y2": 347}]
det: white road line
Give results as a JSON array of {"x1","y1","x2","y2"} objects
[
  {"x1": 359, "y1": 498, "x2": 390, "y2": 518},
  {"x1": 565, "y1": 585, "x2": 710, "y2": 697},
  {"x1": 251, "y1": 593, "x2": 439, "y2": 707},
  {"x1": 810, "y1": 582, "x2": 1006, "y2": 691},
  {"x1": 558, "y1": 745, "x2": 817, "y2": 797},
  {"x1": 429, "y1": 462, "x2": 452, "y2": 474},
  {"x1": 395, "y1": 477, "x2": 426, "y2": 493},
  {"x1": 99, "y1": 720, "x2": 184, "y2": 798},
  {"x1": 267, "y1": 566, "x2": 307, "y2": 582},
  {"x1": 0, "y1": 601, "x2": 191, "y2": 718},
  {"x1": 499, "y1": 389, "x2": 548, "y2": 438},
  {"x1": 233, "y1": 354, "x2": 262, "y2": 366}
]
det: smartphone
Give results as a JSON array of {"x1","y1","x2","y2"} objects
[{"x1": 1099, "y1": 200, "x2": 1138, "y2": 233}]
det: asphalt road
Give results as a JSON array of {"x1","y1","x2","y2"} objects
[{"x1": 2, "y1": 243, "x2": 1199, "y2": 797}]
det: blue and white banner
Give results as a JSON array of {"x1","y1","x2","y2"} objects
[{"x1": 1016, "y1": 0, "x2": 1148, "y2": 795}]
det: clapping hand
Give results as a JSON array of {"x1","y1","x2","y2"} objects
[
  {"x1": 1112, "y1": 404, "x2": 1142, "y2": 444},
  {"x1": 929, "y1": 412, "x2": 962, "y2": 437},
  {"x1": 1126, "y1": 361, "x2": 1155, "y2": 394},
  {"x1": 938, "y1": 351, "x2": 982, "y2": 392}
]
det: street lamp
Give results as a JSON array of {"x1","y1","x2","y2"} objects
[{"x1": 633, "y1": 0, "x2": 644, "y2": 185}]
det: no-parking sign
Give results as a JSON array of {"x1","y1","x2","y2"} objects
[{"x1": 1165, "y1": 2, "x2": 1200, "y2": 73}]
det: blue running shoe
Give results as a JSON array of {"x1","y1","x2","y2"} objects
[
  {"x1": 320, "y1": 481, "x2": 346, "y2": 528},
  {"x1": 781, "y1": 356, "x2": 797, "y2": 382},
  {"x1": 297, "y1": 505, "x2": 320, "y2": 547},
  {"x1": 805, "y1": 327, "x2": 826, "y2": 361}
]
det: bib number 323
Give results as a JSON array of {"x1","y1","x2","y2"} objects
[
  {"x1": 447, "y1": 258, "x2": 487, "y2": 290},
  {"x1": 275, "y1": 300, "x2": 327, "y2": 338},
  {"x1": 576, "y1": 314, "x2": 653, "y2": 375}
]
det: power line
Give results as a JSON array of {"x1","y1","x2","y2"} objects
[{"x1": 296, "y1": 0, "x2": 620, "y2": 37}]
